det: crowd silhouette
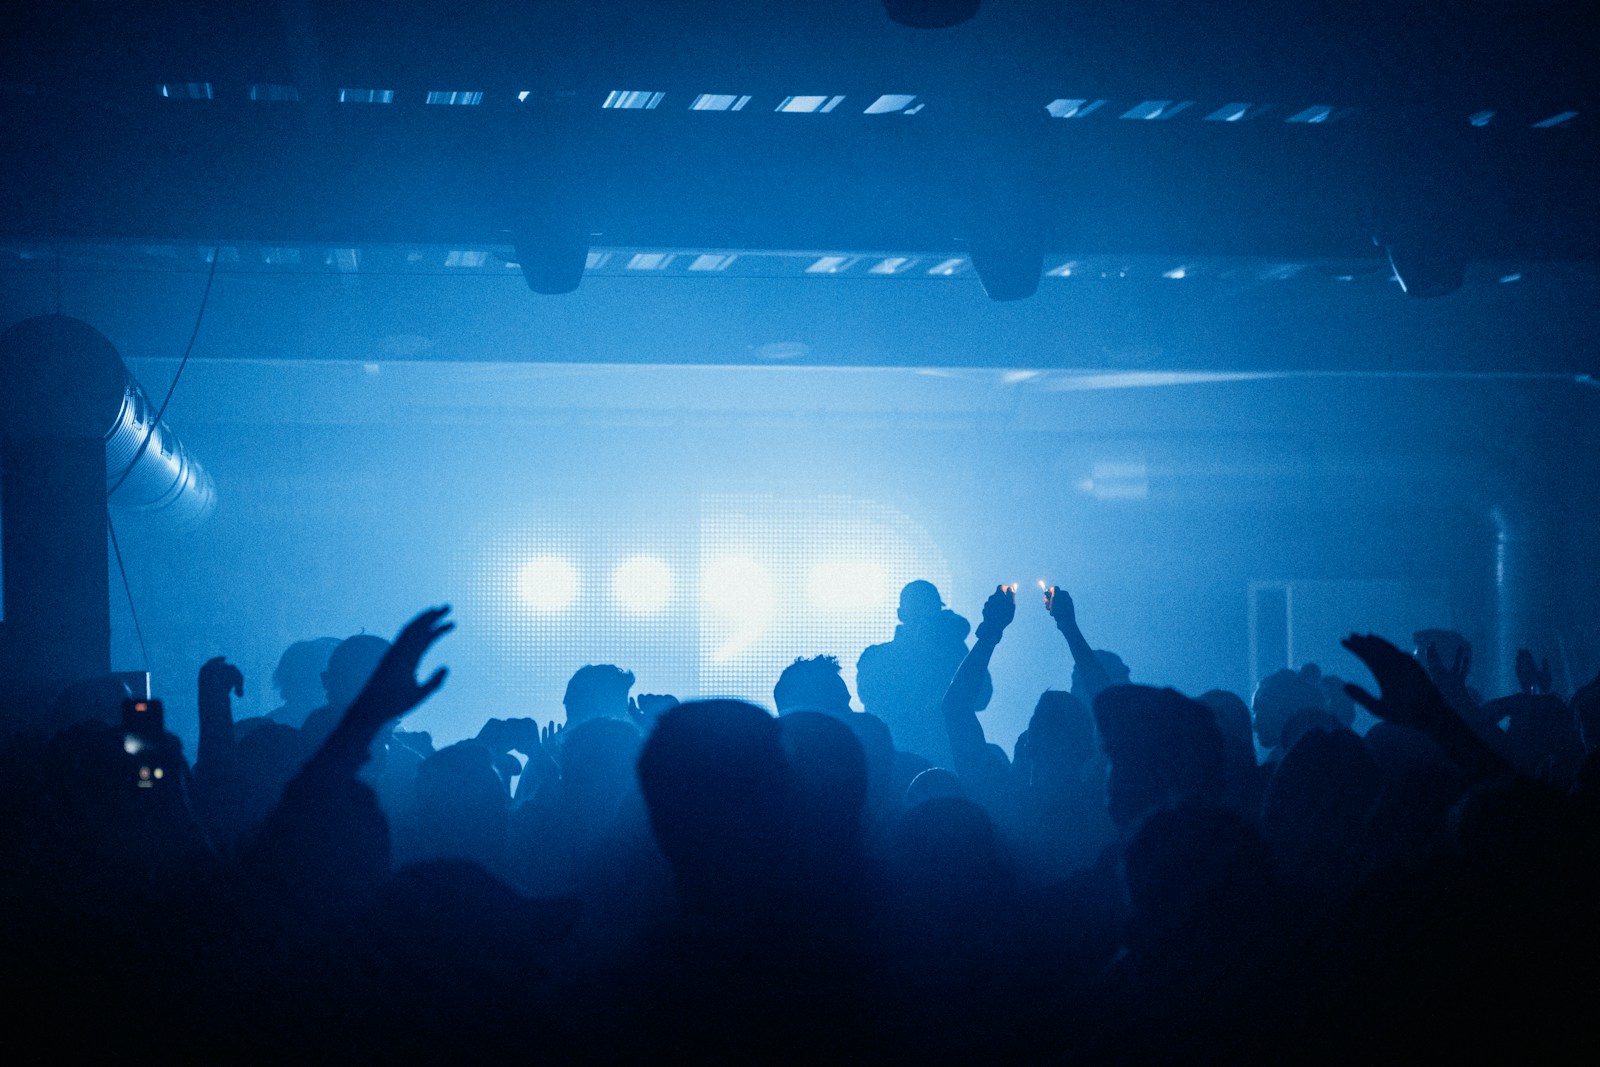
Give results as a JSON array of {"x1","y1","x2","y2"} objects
[{"x1": 4, "y1": 578, "x2": 1598, "y2": 1061}]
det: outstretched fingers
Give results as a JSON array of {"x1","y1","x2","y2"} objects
[{"x1": 418, "y1": 666, "x2": 449, "y2": 701}]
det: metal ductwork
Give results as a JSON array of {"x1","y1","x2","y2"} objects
[
  {"x1": 0, "y1": 314, "x2": 215, "y2": 526},
  {"x1": 103, "y1": 373, "x2": 216, "y2": 527}
]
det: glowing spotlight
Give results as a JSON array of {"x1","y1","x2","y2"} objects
[
  {"x1": 517, "y1": 556, "x2": 579, "y2": 611},
  {"x1": 702, "y1": 556, "x2": 775, "y2": 618},
  {"x1": 702, "y1": 556, "x2": 777, "y2": 661},
  {"x1": 612, "y1": 556, "x2": 674, "y2": 612},
  {"x1": 807, "y1": 561, "x2": 889, "y2": 612}
]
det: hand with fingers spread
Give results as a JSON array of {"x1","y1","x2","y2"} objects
[
  {"x1": 1343, "y1": 632, "x2": 1510, "y2": 780},
  {"x1": 541, "y1": 719, "x2": 565, "y2": 756},
  {"x1": 1420, "y1": 640, "x2": 1480, "y2": 714},
  {"x1": 343, "y1": 606, "x2": 454, "y2": 733},
  {"x1": 1343, "y1": 634, "x2": 1452, "y2": 734}
]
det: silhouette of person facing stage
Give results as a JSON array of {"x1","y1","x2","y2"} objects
[{"x1": 857, "y1": 580, "x2": 989, "y2": 767}]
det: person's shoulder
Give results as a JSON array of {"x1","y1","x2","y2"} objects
[{"x1": 857, "y1": 639, "x2": 894, "y2": 665}]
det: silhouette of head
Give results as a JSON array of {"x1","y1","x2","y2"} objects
[
  {"x1": 778, "y1": 710, "x2": 868, "y2": 852},
  {"x1": 1262, "y1": 728, "x2": 1380, "y2": 893},
  {"x1": 1093, "y1": 685, "x2": 1225, "y2": 831},
  {"x1": 891, "y1": 795, "x2": 1012, "y2": 913},
  {"x1": 273, "y1": 637, "x2": 341, "y2": 708},
  {"x1": 1250, "y1": 666, "x2": 1325, "y2": 751},
  {"x1": 563, "y1": 664, "x2": 635, "y2": 726},
  {"x1": 635, "y1": 699, "x2": 792, "y2": 915},
  {"x1": 559, "y1": 716, "x2": 644, "y2": 816},
  {"x1": 897, "y1": 580, "x2": 944, "y2": 625},
  {"x1": 1199, "y1": 689, "x2": 1260, "y2": 803},
  {"x1": 905, "y1": 766, "x2": 965, "y2": 806},
  {"x1": 1199, "y1": 689, "x2": 1254, "y2": 754},
  {"x1": 1027, "y1": 690, "x2": 1096, "y2": 775},
  {"x1": 774, "y1": 655, "x2": 852, "y2": 717},
  {"x1": 415, "y1": 741, "x2": 509, "y2": 867},
  {"x1": 323, "y1": 634, "x2": 391, "y2": 710},
  {"x1": 1071, "y1": 649, "x2": 1130, "y2": 702}
]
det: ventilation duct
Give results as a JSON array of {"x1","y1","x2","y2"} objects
[
  {"x1": 103, "y1": 375, "x2": 216, "y2": 527},
  {"x1": 0, "y1": 315, "x2": 215, "y2": 526}
]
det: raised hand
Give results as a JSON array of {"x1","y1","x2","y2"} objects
[
  {"x1": 199, "y1": 656, "x2": 244, "y2": 701},
  {"x1": 344, "y1": 606, "x2": 453, "y2": 730},
  {"x1": 196, "y1": 656, "x2": 245, "y2": 776},
  {"x1": 1515, "y1": 648, "x2": 1553, "y2": 696},
  {"x1": 628, "y1": 693, "x2": 678, "y2": 731},
  {"x1": 1344, "y1": 633, "x2": 1450, "y2": 733},
  {"x1": 541, "y1": 719, "x2": 565, "y2": 755},
  {"x1": 1043, "y1": 585, "x2": 1077, "y2": 632},
  {"x1": 477, "y1": 716, "x2": 542, "y2": 755},
  {"x1": 1344, "y1": 633, "x2": 1509, "y2": 780},
  {"x1": 975, "y1": 584, "x2": 1016, "y2": 642}
]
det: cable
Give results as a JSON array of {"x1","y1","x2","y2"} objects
[
  {"x1": 103, "y1": 246, "x2": 218, "y2": 674},
  {"x1": 107, "y1": 246, "x2": 221, "y2": 499},
  {"x1": 106, "y1": 513, "x2": 150, "y2": 672}
]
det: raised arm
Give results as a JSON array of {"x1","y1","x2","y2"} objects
[
  {"x1": 1045, "y1": 585, "x2": 1113, "y2": 702},
  {"x1": 250, "y1": 607, "x2": 454, "y2": 902},
  {"x1": 302, "y1": 605, "x2": 454, "y2": 782},
  {"x1": 943, "y1": 585, "x2": 1015, "y2": 783},
  {"x1": 195, "y1": 656, "x2": 244, "y2": 780},
  {"x1": 1342, "y1": 633, "x2": 1512, "y2": 783}
]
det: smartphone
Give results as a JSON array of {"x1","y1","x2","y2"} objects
[
  {"x1": 122, "y1": 697, "x2": 165, "y2": 738},
  {"x1": 122, "y1": 698, "x2": 168, "y2": 789}
]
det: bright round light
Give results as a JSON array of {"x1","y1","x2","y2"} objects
[
  {"x1": 517, "y1": 556, "x2": 579, "y2": 611},
  {"x1": 807, "y1": 561, "x2": 890, "y2": 612},
  {"x1": 701, "y1": 556, "x2": 776, "y2": 620},
  {"x1": 612, "y1": 556, "x2": 674, "y2": 612}
]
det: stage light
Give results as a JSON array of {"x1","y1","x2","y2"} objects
[
  {"x1": 701, "y1": 557, "x2": 775, "y2": 620},
  {"x1": 613, "y1": 556, "x2": 674, "y2": 612},
  {"x1": 701, "y1": 556, "x2": 777, "y2": 663},
  {"x1": 865, "y1": 95, "x2": 919, "y2": 114},
  {"x1": 603, "y1": 90, "x2": 664, "y2": 110},
  {"x1": 691, "y1": 94, "x2": 750, "y2": 111},
  {"x1": 807, "y1": 562, "x2": 889, "y2": 612},
  {"x1": 1046, "y1": 99, "x2": 1105, "y2": 119},
  {"x1": 517, "y1": 556, "x2": 579, "y2": 611}
]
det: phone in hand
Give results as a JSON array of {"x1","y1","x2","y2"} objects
[{"x1": 121, "y1": 698, "x2": 171, "y2": 789}]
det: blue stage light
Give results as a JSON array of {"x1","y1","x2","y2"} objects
[
  {"x1": 613, "y1": 556, "x2": 674, "y2": 612},
  {"x1": 517, "y1": 556, "x2": 579, "y2": 611},
  {"x1": 701, "y1": 556, "x2": 777, "y2": 661}
]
